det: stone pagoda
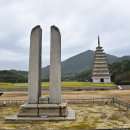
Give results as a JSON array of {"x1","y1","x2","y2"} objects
[{"x1": 92, "y1": 36, "x2": 111, "y2": 83}]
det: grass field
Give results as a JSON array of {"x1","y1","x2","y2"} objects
[
  {"x1": 0, "y1": 82, "x2": 27, "y2": 89},
  {"x1": 0, "y1": 82, "x2": 116, "y2": 89}
]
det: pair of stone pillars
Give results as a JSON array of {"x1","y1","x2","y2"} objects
[
  {"x1": 28, "y1": 25, "x2": 61, "y2": 104},
  {"x1": 7, "y1": 25, "x2": 75, "y2": 120}
]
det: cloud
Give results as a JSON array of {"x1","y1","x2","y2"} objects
[{"x1": 0, "y1": 0, "x2": 130, "y2": 70}]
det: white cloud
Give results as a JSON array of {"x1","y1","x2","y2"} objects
[
  {"x1": 0, "y1": 0, "x2": 130, "y2": 70},
  {"x1": 0, "y1": 50, "x2": 27, "y2": 61}
]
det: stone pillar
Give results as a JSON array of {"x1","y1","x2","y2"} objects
[
  {"x1": 49, "y1": 25, "x2": 61, "y2": 104},
  {"x1": 28, "y1": 25, "x2": 42, "y2": 104}
]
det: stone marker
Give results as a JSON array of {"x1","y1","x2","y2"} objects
[
  {"x1": 28, "y1": 25, "x2": 42, "y2": 104},
  {"x1": 49, "y1": 25, "x2": 61, "y2": 104},
  {"x1": 5, "y1": 25, "x2": 75, "y2": 121}
]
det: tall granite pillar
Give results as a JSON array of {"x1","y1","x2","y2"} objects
[
  {"x1": 5, "y1": 25, "x2": 76, "y2": 120},
  {"x1": 28, "y1": 25, "x2": 42, "y2": 104},
  {"x1": 49, "y1": 25, "x2": 61, "y2": 104}
]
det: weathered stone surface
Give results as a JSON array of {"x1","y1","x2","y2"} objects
[
  {"x1": 28, "y1": 25, "x2": 42, "y2": 104},
  {"x1": 92, "y1": 36, "x2": 111, "y2": 83},
  {"x1": 5, "y1": 25, "x2": 76, "y2": 121},
  {"x1": 17, "y1": 104, "x2": 38, "y2": 117},
  {"x1": 5, "y1": 110, "x2": 75, "y2": 121},
  {"x1": 17, "y1": 103, "x2": 68, "y2": 117},
  {"x1": 38, "y1": 102, "x2": 68, "y2": 117},
  {"x1": 39, "y1": 107, "x2": 61, "y2": 117},
  {"x1": 49, "y1": 25, "x2": 61, "y2": 104},
  {"x1": 39, "y1": 96, "x2": 49, "y2": 104}
]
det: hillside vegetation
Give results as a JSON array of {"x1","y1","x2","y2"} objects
[
  {"x1": 0, "y1": 50, "x2": 130, "y2": 84},
  {"x1": 42, "y1": 50, "x2": 130, "y2": 78},
  {"x1": 74, "y1": 59, "x2": 130, "y2": 84},
  {"x1": 110, "y1": 60, "x2": 130, "y2": 84},
  {"x1": 0, "y1": 70, "x2": 28, "y2": 83}
]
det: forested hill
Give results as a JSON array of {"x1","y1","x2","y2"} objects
[
  {"x1": 75, "y1": 59, "x2": 130, "y2": 84},
  {"x1": 0, "y1": 50, "x2": 130, "y2": 83},
  {"x1": 0, "y1": 70, "x2": 28, "y2": 83},
  {"x1": 42, "y1": 50, "x2": 130, "y2": 78},
  {"x1": 109, "y1": 60, "x2": 130, "y2": 84}
]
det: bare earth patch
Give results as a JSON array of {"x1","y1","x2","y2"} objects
[
  {"x1": 1, "y1": 90, "x2": 130, "y2": 101},
  {"x1": 1, "y1": 90, "x2": 130, "y2": 129}
]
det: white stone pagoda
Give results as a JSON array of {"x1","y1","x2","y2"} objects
[{"x1": 92, "y1": 36, "x2": 111, "y2": 83}]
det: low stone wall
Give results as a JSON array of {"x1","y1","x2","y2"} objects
[{"x1": 0, "y1": 98, "x2": 114, "y2": 106}]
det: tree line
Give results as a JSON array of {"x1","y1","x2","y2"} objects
[
  {"x1": 0, "y1": 60, "x2": 130, "y2": 84},
  {"x1": 0, "y1": 70, "x2": 28, "y2": 83}
]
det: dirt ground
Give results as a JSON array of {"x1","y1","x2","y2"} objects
[
  {"x1": 1, "y1": 90, "x2": 130, "y2": 129},
  {"x1": 1, "y1": 90, "x2": 130, "y2": 103},
  {"x1": 1, "y1": 104, "x2": 130, "y2": 129}
]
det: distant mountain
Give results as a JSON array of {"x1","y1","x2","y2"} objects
[
  {"x1": 42, "y1": 50, "x2": 130, "y2": 78},
  {"x1": 1, "y1": 50, "x2": 130, "y2": 83}
]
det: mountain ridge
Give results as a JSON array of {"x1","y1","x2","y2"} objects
[{"x1": 42, "y1": 50, "x2": 130, "y2": 78}]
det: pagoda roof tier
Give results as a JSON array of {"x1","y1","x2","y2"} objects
[
  {"x1": 92, "y1": 75, "x2": 111, "y2": 77},
  {"x1": 95, "y1": 50, "x2": 104, "y2": 53},
  {"x1": 95, "y1": 49, "x2": 104, "y2": 52},
  {"x1": 93, "y1": 67, "x2": 109, "y2": 70},
  {"x1": 94, "y1": 57, "x2": 107, "y2": 60},
  {"x1": 94, "y1": 54, "x2": 106, "y2": 57},
  {"x1": 92, "y1": 72, "x2": 110, "y2": 75},
  {"x1": 95, "y1": 52, "x2": 105, "y2": 54},
  {"x1": 92, "y1": 70, "x2": 110, "y2": 73},
  {"x1": 92, "y1": 73, "x2": 110, "y2": 76},
  {"x1": 93, "y1": 68, "x2": 109, "y2": 71},
  {"x1": 96, "y1": 47, "x2": 103, "y2": 50},
  {"x1": 93, "y1": 62, "x2": 107, "y2": 64},
  {"x1": 93, "y1": 64, "x2": 108, "y2": 69},
  {"x1": 94, "y1": 61, "x2": 107, "y2": 63},
  {"x1": 93, "y1": 67, "x2": 109, "y2": 69}
]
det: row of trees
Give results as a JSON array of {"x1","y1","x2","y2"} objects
[
  {"x1": 109, "y1": 60, "x2": 130, "y2": 84},
  {"x1": 0, "y1": 70, "x2": 28, "y2": 83},
  {"x1": 0, "y1": 60, "x2": 130, "y2": 84},
  {"x1": 73, "y1": 59, "x2": 130, "y2": 84}
]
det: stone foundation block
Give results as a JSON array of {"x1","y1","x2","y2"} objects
[{"x1": 17, "y1": 102, "x2": 68, "y2": 117}]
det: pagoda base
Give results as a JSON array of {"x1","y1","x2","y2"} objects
[{"x1": 92, "y1": 76, "x2": 111, "y2": 83}]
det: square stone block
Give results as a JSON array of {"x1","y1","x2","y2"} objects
[
  {"x1": 61, "y1": 106, "x2": 68, "y2": 117},
  {"x1": 5, "y1": 110, "x2": 75, "y2": 121},
  {"x1": 38, "y1": 102, "x2": 68, "y2": 117},
  {"x1": 39, "y1": 96, "x2": 49, "y2": 104},
  {"x1": 17, "y1": 103, "x2": 38, "y2": 117},
  {"x1": 17, "y1": 102, "x2": 68, "y2": 117},
  {"x1": 39, "y1": 107, "x2": 61, "y2": 117}
]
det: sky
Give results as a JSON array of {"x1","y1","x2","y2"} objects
[{"x1": 0, "y1": 0, "x2": 130, "y2": 70}]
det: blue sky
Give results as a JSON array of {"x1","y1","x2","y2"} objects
[{"x1": 0, "y1": 0, "x2": 130, "y2": 70}]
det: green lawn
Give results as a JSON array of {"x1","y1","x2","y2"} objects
[{"x1": 0, "y1": 82, "x2": 116, "y2": 89}]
